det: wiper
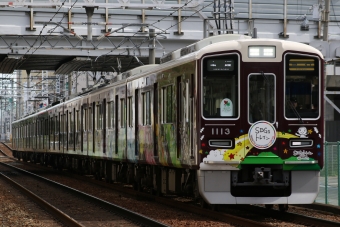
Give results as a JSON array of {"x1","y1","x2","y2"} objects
[{"x1": 288, "y1": 100, "x2": 304, "y2": 123}]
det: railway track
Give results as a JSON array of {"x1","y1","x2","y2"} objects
[
  {"x1": 224, "y1": 204, "x2": 340, "y2": 227},
  {"x1": 0, "y1": 159, "x2": 169, "y2": 227},
  {"x1": 2, "y1": 143, "x2": 340, "y2": 227}
]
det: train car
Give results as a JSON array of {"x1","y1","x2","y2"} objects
[{"x1": 12, "y1": 34, "x2": 324, "y2": 210}]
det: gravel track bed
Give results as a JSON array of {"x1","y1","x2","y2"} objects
[{"x1": 2, "y1": 144, "x2": 340, "y2": 227}]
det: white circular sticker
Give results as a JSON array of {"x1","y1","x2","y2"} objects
[{"x1": 248, "y1": 121, "x2": 277, "y2": 149}]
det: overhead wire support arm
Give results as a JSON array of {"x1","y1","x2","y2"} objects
[
  {"x1": 39, "y1": 21, "x2": 84, "y2": 40},
  {"x1": 3, "y1": 0, "x2": 204, "y2": 10},
  {"x1": 97, "y1": 23, "x2": 150, "y2": 41}
]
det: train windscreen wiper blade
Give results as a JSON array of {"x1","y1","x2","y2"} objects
[{"x1": 288, "y1": 100, "x2": 304, "y2": 123}]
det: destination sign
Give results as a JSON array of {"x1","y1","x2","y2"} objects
[
  {"x1": 289, "y1": 59, "x2": 315, "y2": 71},
  {"x1": 207, "y1": 59, "x2": 234, "y2": 71}
]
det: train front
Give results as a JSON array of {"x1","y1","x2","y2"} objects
[{"x1": 197, "y1": 39, "x2": 324, "y2": 206}]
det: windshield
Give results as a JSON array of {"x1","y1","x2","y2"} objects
[
  {"x1": 285, "y1": 55, "x2": 320, "y2": 119},
  {"x1": 202, "y1": 54, "x2": 239, "y2": 118}
]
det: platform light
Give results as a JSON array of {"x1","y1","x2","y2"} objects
[{"x1": 248, "y1": 46, "x2": 276, "y2": 58}]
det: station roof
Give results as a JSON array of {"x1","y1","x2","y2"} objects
[{"x1": 0, "y1": 54, "x2": 153, "y2": 75}]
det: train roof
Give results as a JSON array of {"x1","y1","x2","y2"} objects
[
  {"x1": 160, "y1": 34, "x2": 252, "y2": 64},
  {"x1": 196, "y1": 38, "x2": 324, "y2": 61},
  {"x1": 12, "y1": 35, "x2": 324, "y2": 125}
]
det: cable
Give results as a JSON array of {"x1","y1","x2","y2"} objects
[{"x1": 94, "y1": 0, "x2": 214, "y2": 71}]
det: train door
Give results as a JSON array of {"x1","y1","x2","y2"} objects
[
  {"x1": 82, "y1": 103, "x2": 89, "y2": 156},
  {"x1": 75, "y1": 107, "x2": 81, "y2": 154},
  {"x1": 88, "y1": 102, "x2": 94, "y2": 154},
  {"x1": 115, "y1": 85, "x2": 127, "y2": 159},
  {"x1": 94, "y1": 99, "x2": 105, "y2": 155},
  {"x1": 134, "y1": 88, "x2": 139, "y2": 157},
  {"x1": 176, "y1": 75, "x2": 193, "y2": 161},
  {"x1": 126, "y1": 84, "x2": 135, "y2": 161},
  {"x1": 106, "y1": 98, "x2": 114, "y2": 157},
  {"x1": 247, "y1": 72, "x2": 278, "y2": 154}
]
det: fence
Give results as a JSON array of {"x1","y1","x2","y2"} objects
[{"x1": 315, "y1": 142, "x2": 340, "y2": 206}]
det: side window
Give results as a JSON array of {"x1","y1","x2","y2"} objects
[
  {"x1": 127, "y1": 97, "x2": 133, "y2": 127},
  {"x1": 76, "y1": 110, "x2": 80, "y2": 132},
  {"x1": 89, "y1": 107, "x2": 93, "y2": 131},
  {"x1": 142, "y1": 91, "x2": 151, "y2": 125},
  {"x1": 96, "y1": 103, "x2": 103, "y2": 130},
  {"x1": 107, "y1": 101, "x2": 114, "y2": 129},
  {"x1": 120, "y1": 98, "x2": 126, "y2": 128},
  {"x1": 161, "y1": 85, "x2": 173, "y2": 123},
  {"x1": 55, "y1": 115, "x2": 58, "y2": 134}
]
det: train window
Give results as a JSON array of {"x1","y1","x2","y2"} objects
[
  {"x1": 96, "y1": 103, "x2": 103, "y2": 130},
  {"x1": 202, "y1": 54, "x2": 239, "y2": 118},
  {"x1": 84, "y1": 108, "x2": 88, "y2": 131},
  {"x1": 89, "y1": 107, "x2": 93, "y2": 131},
  {"x1": 142, "y1": 91, "x2": 151, "y2": 125},
  {"x1": 120, "y1": 98, "x2": 126, "y2": 128},
  {"x1": 248, "y1": 73, "x2": 276, "y2": 123},
  {"x1": 55, "y1": 116, "x2": 58, "y2": 134},
  {"x1": 127, "y1": 97, "x2": 133, "y2": 127},
  {"x1": 107, "y1": 101, "x2": 114, "y2": 129},
  {"x1": 69, "y1": 111, "x2": 73, "y2": 133},
  {"x1": 76, "y1": 110, "x2": 80, "y2": 132},
  {"x1": 285, "y1": 54, "x2": 320, "y2": 119},
  {"x1": 161, "y1": 85, "x2": 173, "y2": 123}
]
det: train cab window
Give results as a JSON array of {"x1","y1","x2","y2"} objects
[
  {"x1": 202, "y1": 54, "x2": 239, "y2": 118},
  {"x1": 248, "y1": 73, "x2": 275, "y2": 123},
  {"x1": 285, "y1": 55, "x2": 320, "y2": 119}
]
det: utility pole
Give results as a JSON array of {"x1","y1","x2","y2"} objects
[{"x1": 323, "y1": 0, "x2": 330, "y2": 41}]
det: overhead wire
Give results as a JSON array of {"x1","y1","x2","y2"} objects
[{"x1": 94, "y1": 0, "x2": 214, "y2": 69}]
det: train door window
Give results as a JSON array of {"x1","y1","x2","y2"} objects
[
  {"x1": 153, "y1": 83, "x2": 158, "y2": 156},
  {"x1": 107, "y1": 101, "x2": 114, "y2": 128},
  {"x1": 135, "y1": 89, "x2": 139, "y2": 156},
  {"x1": 202, "y1": 54, "x2": 239, "y2": 118},
  {"x1": 161, "y1": 85, "x2": 173, "y2": 123},
  {"x1": 84, "y1": 108, "x2": 88, "y2": 131},
  {"x1": 61, "y1": 114, "x2": 64, "y2": 134},
  {"x1": 115, "y1": 95, "x2": 119, "y2": 154},
  {"x1": 76, "y1": 110, "x2": 80, "y2": 132},
  {"x1": 285, "y1": 54, "x2": 320, "y2": 119},
  {"x1": 248, "y1": 73, "x2": 276, "y2": 123},
  {"x1": 96, "y1": 103, "x2": 102, "y2": 130},
  {"x1": 127, "y1": 96, "x2": 133, "y2": 127},
  {"x1": 120, "y1": 98, "x2": 126, "y2": 128},
  {"x1": 142, "y1": 91, "x2": 151, "y2": 125},
  {"x1": 69, "y1": 111, "x2": 72, "y2": 134},
  {"x1": 55, "y1": 116, "x2": 58, "y2": 134},
  {"x1": 89, "y1": 107, "x2": 93, "y2": 131},
  {"x1": 44, "y1": 118, "x2": 48, "y2": 149}
]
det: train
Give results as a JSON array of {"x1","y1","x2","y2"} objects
[{"x1": 12, "y1": 34, "x2": 324, "y2": 211}]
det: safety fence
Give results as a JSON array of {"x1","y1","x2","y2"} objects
[{"x1": 315, "y1": 142, "x2": 340, "y2": 206}]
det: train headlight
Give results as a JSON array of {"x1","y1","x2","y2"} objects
[
  {"x1": 289, "y1": 139, "x2": 313, "y2": 148},
  {"x1": 248, "y1": 46, "x2": 276, "y2": 58}
]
